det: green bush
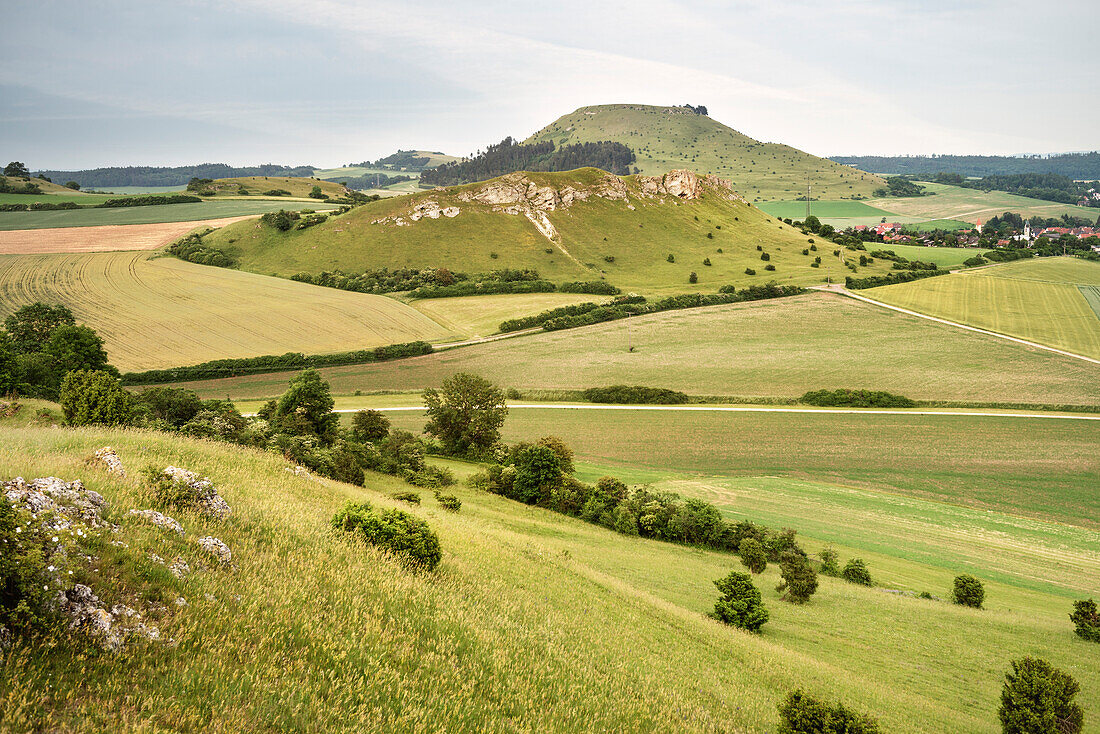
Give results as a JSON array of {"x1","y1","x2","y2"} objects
[
  {"x1": 953, "y1": 574, "x2": 984, "y2": 608},
  {"x1": 59, "y1": 370, "x2": 133, "y2": 426},
  {"x1": 391, "y1": 491, "x2": 421, "y2": 505},
  {"x1": 760, "y1": 252, "x2": 770, "y2": 261},
  {"x1": 0, "y1": 498, "x2": 56, "y2": 635},
  {"x1": 777, "y1": 690, "x2": 880, "y2": 734},
  {"x1": 260, "y1": 209, "x2": 299, "y2": 231},
  {"x1": 738, "y1": 537, "x2": 767, "y2": 574},
  {"x1": 666, "y1": 253, "x2": 675, "y2": 263},
  {"x1": 801, "y1": 388, "x2": 916, "y2": 408},
  {"x1": 744, "y1": 268, "x2": 756, "y2": 275},
  {"x1": 711, "y1": 571, "x2": 768, "y2": 632},
  {"x1": 352, "y1": 409, "x2": 391, "y2": 443},
  {"x1": 1069, "y1": 599, "x2": 1100, "y2": 642},
  {"x1": 688, "y1": 271, "x2": 698, "y2": 283},
  {"x1": 777, "y1": 551, "x2": 818, "y2": 604},
  {"x1": 819, "y1": 547, "x2": 840, "y2": 576},
  {"x1": 331, "y1": 501, "x2": 442, "y2": 570},
  {"x1": 764, "y1": 264, "x2": 775, "y2": 271},
  {"x1": 999, "y1": 657, "x2": 1083, "y2": 734},
  {"x1": 841, "y1": 558, "x2": 873, "y2": 586},
  {"x1": 583, "y1": 385, "x2": 689, "y2": 404},
  {"x1": 435, "y1": 493, "x2": 462, "y2": 512}
]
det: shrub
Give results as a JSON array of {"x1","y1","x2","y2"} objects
[
  {"x1": 744, "y1": 268, "x2": 756, "y2": 275},
  {"x1": 738, "y1": 537, "x2": 767, "y2": 574},
  {"x1": 59, "y1": 370, "x2": 133, "y2": 426},
  {"x1": 777, "y1": 551, "x2": 818, "y2": 603},
  {"x1": 819, "y1": 547, "x2": 840, "y2": 576},
  {"x1": 583, "y1": 385, "x2": 689, "y2": 404},
  {"x1": 760, "y1": 252, "x2": 770, "y2": 261},
  {"x1": 435, "y1": 493, "x2": 462, "y2": 512},
  {"x1": 801, "y1": 388, "x2": 915, "y2": 408},
  {"x1": 842, "y1": 558, "x2": 873, "y2": 586},
  {"x1": 331, "y1": 501, "x2": 442, "y2": 570},
  {"x1": 260, "y1": 209, "x2": 299, "y2": 231},
  {"x1": 352, "y1": 409, "x2": 391, "y2": 442},
  {"x1": 0, "y1": 497, "x2": 56, "y2": 635},
  {"x1": 262, "y1": 188, "x2": 291, "y2": 196},
  {"x1": 777, "y1": 690, "x2": 880, "y2": 734},
  {"x1": 666, "y1": 253, "x2": 675, "y2": 263},
  {"x1": 391, "y1": 491, "x2": 421, "y2": 505},
  {"x1": 1069, "y1": 599, "x2": 1100, "y2": 642},
  {"x1": 329, "y1": 441, "x2": 366, "y2": 486},
  {"x1": 703, "y1": 257, "x2": 711, "y2": 266},
  {"x1": 688, "y1": 272, "x2": 698, "y2": 284},
  {"x1": 764, "y1": 264, "x2": 776, "y2": 271},
  {"x1": 999, "y1": 657, "x2": 1083, "y2": 734},
  {"x1": 711, "y1": 571, "x2": 769, "y2": 632},
  {"x1": 953, "y1": 574, "x2": 984, "y2": 608},
  {"x1": 802, "y1": 248, "x2": 809, "y2": 256},
  {"x1": 423, "y1": 373, "x2": 508, "y2": 458}
]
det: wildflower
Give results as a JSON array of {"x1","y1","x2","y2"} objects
[
  {"x1": 15, "y1": 527, "x2": 21, "y2": 533},
  {"x1": 52, "y1": 536, "x2": 58, "y2": 542}
]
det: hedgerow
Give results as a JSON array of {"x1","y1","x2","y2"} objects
[
  {"x1": 845, "y1": 269, "x2": 948, "y2": 289},
  {"x1": 800, "y1": 389, "x2": 916, "y2": 408},
  {"x1": 582, "y1": 385, "x2": 689, "y2": 404}
]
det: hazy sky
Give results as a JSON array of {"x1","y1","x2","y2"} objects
[{"x1": 2, "y1": 0, "x2": 1096, "y2": 168}]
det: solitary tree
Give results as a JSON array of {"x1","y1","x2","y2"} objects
[
  {"x1": 953, "y1": 574, "x2": 985, "y2": 609},
  {"x1": 64, "y1": 181, "x2": 80, "y2": 190},
  {"x1": 738, "y1": 537, "x2": 768, "y2": 574},
  {"x1": 999, "y1": 657, "x2": 1083, "y2": 734},
  {"x1": 4, "y1": 302, "x2": 75, "y2": 353},
  {"x1": 711, "y1": 571, "x2": 768, "y2": 632},
  {"x1": 272, "y1": 369, "x2": 339, "y2": 443},
  {"x1": 777, "y1": 551, "x2": 818, "y2": 603},
  {"x1": 351, "y1": 409, "x2": 391, "y2": 443},
  {"x1": 423, "y1": 373, "x2": 507, "y2": 457},
  {"x1": 1070, "y1": 599, "x2": 1100, "y2": 642},
  {"x1": 842, "y1": 558, "x2": 873, "y2": 586},
  {"x1": 3, "y1": 161, "x2": 29, "y2": 178}
]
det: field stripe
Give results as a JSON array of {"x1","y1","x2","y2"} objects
[
  {"x1": 1079, "y1": 285, "x2": 1100, "y2": 321},
  {"x1": 831, "y1": 287, "x2": 1100, "y2": 365}
]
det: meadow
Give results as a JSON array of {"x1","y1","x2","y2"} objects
[
  {"x1": 869, "y1": 242, "x2": 988, "y2": 268},
  {"x1": 868, "y1": 181, "x2": 1100, "y2": 223},
  {"x1": 525, "y1": 104, "x2": 885, "y2": 200},
  {"x1": 755, "y1": 199, "x2": 921, "y2": 228},
  {"x1": 0, "y1": 199, "x2": 330, "y2": 231},
  {"x1": 174, "y1": 292, "x2": 1100, "y2": 407},
  {"x1": 1, "y1": 420, "x2": 1097, "y2": 732},
  {"x1": 408, "y1": 292, "x2": 608, "y2": 338},
  {"x1": 868, "y1": 257, "x2": 1100, "y2": 359},
  {"x1": 200, "y1": 176, "x2": 348, "y2": 199},
  {"x1": 0, "y1": 251, "x2": 453, "y2": 371}
]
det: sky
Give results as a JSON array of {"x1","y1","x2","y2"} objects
[{"x1": 1, "y1": 0, "x2": 1097, "y2": 169}]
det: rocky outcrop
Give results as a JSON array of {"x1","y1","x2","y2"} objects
[
  {"x1": 199, "y1": 536, "x2": 232, "y2": 565},
  {"x1": 129, "y1": 509, "x2": 184, "y2": 535},
  {"x1": 160, "y1": 467, "x2": 232, "y2": 520},
  {"x1": 90, "y1": 447, "x2": 126, "y2": 477},
  {"x1": 4, "y1": 476, "x2": 110, "y2": 530},
  {"x1": 59, "y1": 584, "x2": 160, "y2": 651}
]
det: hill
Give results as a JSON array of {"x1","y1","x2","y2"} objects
[
  {"x1": 193, "y1": 176, "x2": 349, "y2": 199},
  {"x1": 0, "y1": 174, "x2": 101, "y2": 197},
  {"x1": 831, "y1": 152, "x2": 1100, "y2": 179},
  {"x1": 31, "y1": 164, "x2": 316, "y2": 189},
  {"x1": 200, "y1": 167, "x2": 882, "y2": 294},
  {"x1": 524, "y1": 104, "x2": 885, "y2": 200}
]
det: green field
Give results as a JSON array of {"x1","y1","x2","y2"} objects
[
  {"x1": 524, "y1": 104, "x2": 885, "y2": 200},
  {"x1": 202, "y1": 168, "x2": 897, "y2": 294},
  {"x1": 175, "y1": 292, "x2": 1100, "y2": 407},
  {"x1": 869, "y1": 257, "x2": 1100, "y2": 359},
  {"x1": 409, "y1": 293, "x2": 609, "y2": 338},
  {"x1": 756, "y1": 199, "x2": 903, "y2": 224},
  {"x1": 2, "y1": 418, "x2": 1098, "y2": 732},
  {"x1": 0, "y1": 251, "x2": 454, "y2": 371},
  {"x1": 870, "y1": 243, "x2": 989, "y2": 268},
  {"x1": 200, "y1": 176, "x2": 348, "y2": 199},
  {"x1": 868, "y1": 181, "x2": 1100, "y2": 224},
  {"x1": 0, "y1": 199, "x2": 333, "y2": 231}
]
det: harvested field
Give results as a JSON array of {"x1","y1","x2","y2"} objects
[{"x1": 0, "y1": 216, "x2": 257, "y2": 255}]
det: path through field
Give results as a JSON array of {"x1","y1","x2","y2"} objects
[{"x1": 0, "y1": 216, "x2": 257, "y2": 255}]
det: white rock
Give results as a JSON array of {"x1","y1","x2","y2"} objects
[
  {"x1": 129, "y1": 509, "x2": 185, "y2": 535},
  {"x1": 198, "y1": 536, "x2": 232, "y2": 565}
]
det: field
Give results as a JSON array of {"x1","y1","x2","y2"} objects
[
  {"x1": 868, "y1": 257, "x2": 1100, "y2": 359},
  {"x1": 200, "y1": 176, "x2": 348, "y2": 199},
  {"x1": 868, "y1": 243, "x2": 988, "y2": 268},
  {"x1": 0, "y1": 199, "x2": 331, "y2": 231},
  {"x1": 867, "y1": 181, "x2": 1100, "y2": 224},
  {"x1": 0, "y1": 216, "x2": 257, "y2": 255},
  {"x1": 201, "y1": 168, "x2": 897, "y2": 294},
  {"x1": 408, "y1": 293, "x2": 609, "y2": 338},
  {"x1": 2, "y1": 419, "x2": 1098, "y2": 732},
  {"x1": 0, "y1": 251, "x2": 453, "y2": 371},
  {"x1": 755, "y1": 199, "x2": 920, "y2": 228},
  {"x1": 524, "y1": 104, "x2": 885, "y2": 201},
  {"x1": 171, "y1": 292, "x2": 1100, "y2": 407}
]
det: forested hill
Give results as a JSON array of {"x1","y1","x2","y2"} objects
[
  {"x1": 33, "y1": 163, "x2": 316, "y2": 189},
  {"x1": 419, "y1": 138, "x2": 635, "y2": 187},
  {"x1": 831, "y1": 152, "x2": 1100, "y2": 179}
]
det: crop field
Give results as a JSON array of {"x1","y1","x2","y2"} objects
[
  {"x1": 176, "y1": 292, "x2": 1100, "y2": 407},
  {"x1": 0, "y1": 200, "x2": 328, "y2": 231},
  {"x1": 409, "y1": 293, "x2": 609, "y2": 338},
  {"x1": 868, "y1": 257, "x2": 1100, "y2": 359},
  {"x1": 0, "y1": 251, "x2": 453, "y2": 371},
  {"x1": 201, "y1": 176, "x2": 348, "y2": 199},
  {"x1": 2, "y1": 422, "x2": 1098, "y2": 732},
  {"x1": 0, "y1": 216, "x2": 258, "y2": 255},
  {"x1": 755, "y1": 199, "x2": 919, "y2": 228},
  {"x1": 868, "y1": 181, "x2": 1100, "y2": 223},
  {"x1": 868, "y1": 243, "x2": 988, "y2": 268}
]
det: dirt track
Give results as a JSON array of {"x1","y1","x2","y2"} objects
[{"x1": 0, "y1": 216, "x2": 255, "y2": 255}]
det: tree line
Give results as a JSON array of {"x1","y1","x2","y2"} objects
[
  {"x1": 831, "y1": 152, "x2": 1100, "y2": 179},
  {"x1": 420, "y1": 137, "x2": 636, "y2": 187}
]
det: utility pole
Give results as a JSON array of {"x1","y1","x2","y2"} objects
[{"x1": 806, "y1": 180, "x2": 811, "y2": 220}]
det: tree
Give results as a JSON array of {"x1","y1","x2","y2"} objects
[
  {"x1": 777, "y1": 690, "x2": 880, "y2": 734},
  {"x1": 64, "y1": 181, "x2": 80, "y2": 190},
  {"x1": 0, "y1": 331, "x2": 17, "y2": 395},
  {"x1": 999, "y1": 657, "x2": 1083, "y2": 734},
  {"x1": 738, "y1": 537, "x2": 767, "y2": 574},
  {"x1": 1069, "y1": 599, "x2": 1100, "y2": 642},
  {"x1": 711, "y1": 571, "x2": 768, "y2": 632},
  {"x1": 511, "y1": 444, "x2": 561, "y2": 504},
  {"x1": 4, "y1": 302, "x2": 75, "y2": 353},
  {"x1": 308, "y1": 185, "x2": 327, "y2": 199},
  {"x1": 4, "y1": 162, "x2": 29, "y2": 178},
  {"x1": 953, "y1": 574, "x2": 984, "y2": 608},
  {"x1": 819, "y1": 547, "x2": 840, "y2": 576},
  {"x1": 271, "y1": 369, "x2": 339, "y2": 443},
  {"x1": 352, "y1": 409, "x2": 391, "y2": 443},
  {"x1": 44, "y1": 324, "x2": 112, "y2": 377},
  {"x1": 58, "y1": 370, "x2": 133, "y2": 426},
  {"x1": 537, "y1": 435, "x2": 574, "y2": 474},
  {"x1": 423, "y1": 373, "x2": 507, "y2": 457},
  {"x1": 842, "y1": 558, "x2": 873, "y2": 586},
  {"x1": 688, "y1": 271, "x2": 698, "y2": 283},
  {"x1": 778, "y1": 551, "x2": 818, "y2": 603},
  {"x1": 803, "y1": 215, "x2": 821, "y2": 233}
]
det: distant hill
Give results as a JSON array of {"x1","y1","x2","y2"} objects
[
  {"x1": 524, "y1": 104, "x2": 884, "y2": 201},
  {"x1": 33, "y1": 164, "x2": 315, "y2": 189},
  {"x1": 200, "y1": 167, "x2": 884, "y2": 294},
  {"x1": 831, "y1": 152, "x2": 1100, "y2": 179},
  {"x1": 419, "y1": 137, "x2": 635, "y2": 187},
  {"x1": 194, "y1": 176, "x2": 349, "y2": 199}
]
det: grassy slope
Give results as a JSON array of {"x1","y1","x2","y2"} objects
[
  {"x1": 174, "y1": 292, "x2": 1100, "y2": 407},
  {"x1": 202, "y1": 168, "x2": 894, "y2": 294},
  {"x1": 408, "y1": 293, "x2": 609, "y2": 339},
  {"x1": 1, "y1": 423, "x2": 1097, "y2": 732},
  {"x1": 868, "y1": 181, "x2": 1100, "y2": 224},
  {"x1": 869, "y1": 257, "x2": 1100, "y2": 359},
  {"x1": 524, "y1": 104, "x2": 885, "y2": 201},
  {"x1": 0, "y1": 251, "x2": 453, "y2": 371},
  {"x1": 0, "y1": 200, "x2": 334, "y2": 231},
  {"x1": 202, "y1": 176, "x2": 348, "y2": 199}
]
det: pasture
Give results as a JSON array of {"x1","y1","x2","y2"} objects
[
  {"x1": 755, "y1": 199, "x2": 919, "y2": 228},
  {"x1": 175, "y1": 292, "x2": 1100, "y2": 408},
  {"x1": 868, "y1": 181, "x2": 1100, "y2": 223},
  {"x1": 869, "y1": 243, "x2": 988, "y2": 268},
  {"x1": 0, "y1": 200, "x2": 329, "y2": 231},
  {"x1": 409, "y1": 292, "x2": 609, "y2": 338},
  {"x1": 2, "y1": 422, "x2": 1097, "y2": 732},
  {"x1": 0, "y1": 251, "x2": 453, "y2": 371},
  {"x1": 868, "y1": 257, "x2": 1100, "y2": 359}
]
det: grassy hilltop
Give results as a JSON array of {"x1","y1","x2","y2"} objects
[
  {"x1": 203, "y1": 167, "x2": 881, "y2": 294},
  {"x1": 524, "y1": 104, "x2": 885, "y2": 201}
]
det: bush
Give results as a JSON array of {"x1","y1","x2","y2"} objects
[
  {"x1": 331, "y1": 501, "x2": 442, "y2": 570},
  {"x1": 1069, "y1": 599, "x2": 1100, "y2": 642},
  {"x1": 953, "y1": 574, "x2": 984, "y2": 608},
  {"x1": 435, "y1": 493, "x2": 462, "y2": 512},
  {"x1": 711, "y1": 571, "x2": 769, "y2": 632},
  {"x1": 738, "y1": 537, "x2": 767, "y2": 574},
  {"x1": 0, "y1": 497, "x2": 56, "y2": 635},
  {"x1": 391, "y1": 491, "x2": 421, "y2": 505},
  {"x1": 59, "y1": 370, "x2": 133, "y2": 426},
  {"x1": 666, "y1": 254, "x2": 675, "y2": 263},
  {"x1": 352, "y1": 409, "x2": 391, "y2": 443},
  {"x1": 583, "y1": 385, "x2": 689, "y2": 404},
  {"x1": 688, "y1": 271, "x2": 698, "y2": 284},
  {"x1": 764, "y1": 264, "x2": 776, "y2": 271},
  {"x1": 999, "y1": 657, "x2": 1083, "y2": 734},
  {"x1": 777, "y1": 690, "x2": 880, "y2": 734},
  {"x1": 760, "y1": 252, "x2": 770, "y2": 261},
  {"x1": 744, "y1": 268, "x2": 756, "y2": 275},
  {"x1": 801, "y1": 388, "x2": 915, "y2": 408},
  {"x1": 819, "y1": 547, "x2": 840, "y2": 576},
  {"x1": 260, "y1": 209, "x2": 299, "y2": 231},
  {"x1": 777, "y1": 551, "x2": 818, "y2": 603},
  {"x1": 703, "y1": 258, "x2": 711, "y2": 266},
  {"x1": 841, "y1": 558, "x2": 873, "y2": 586}
]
